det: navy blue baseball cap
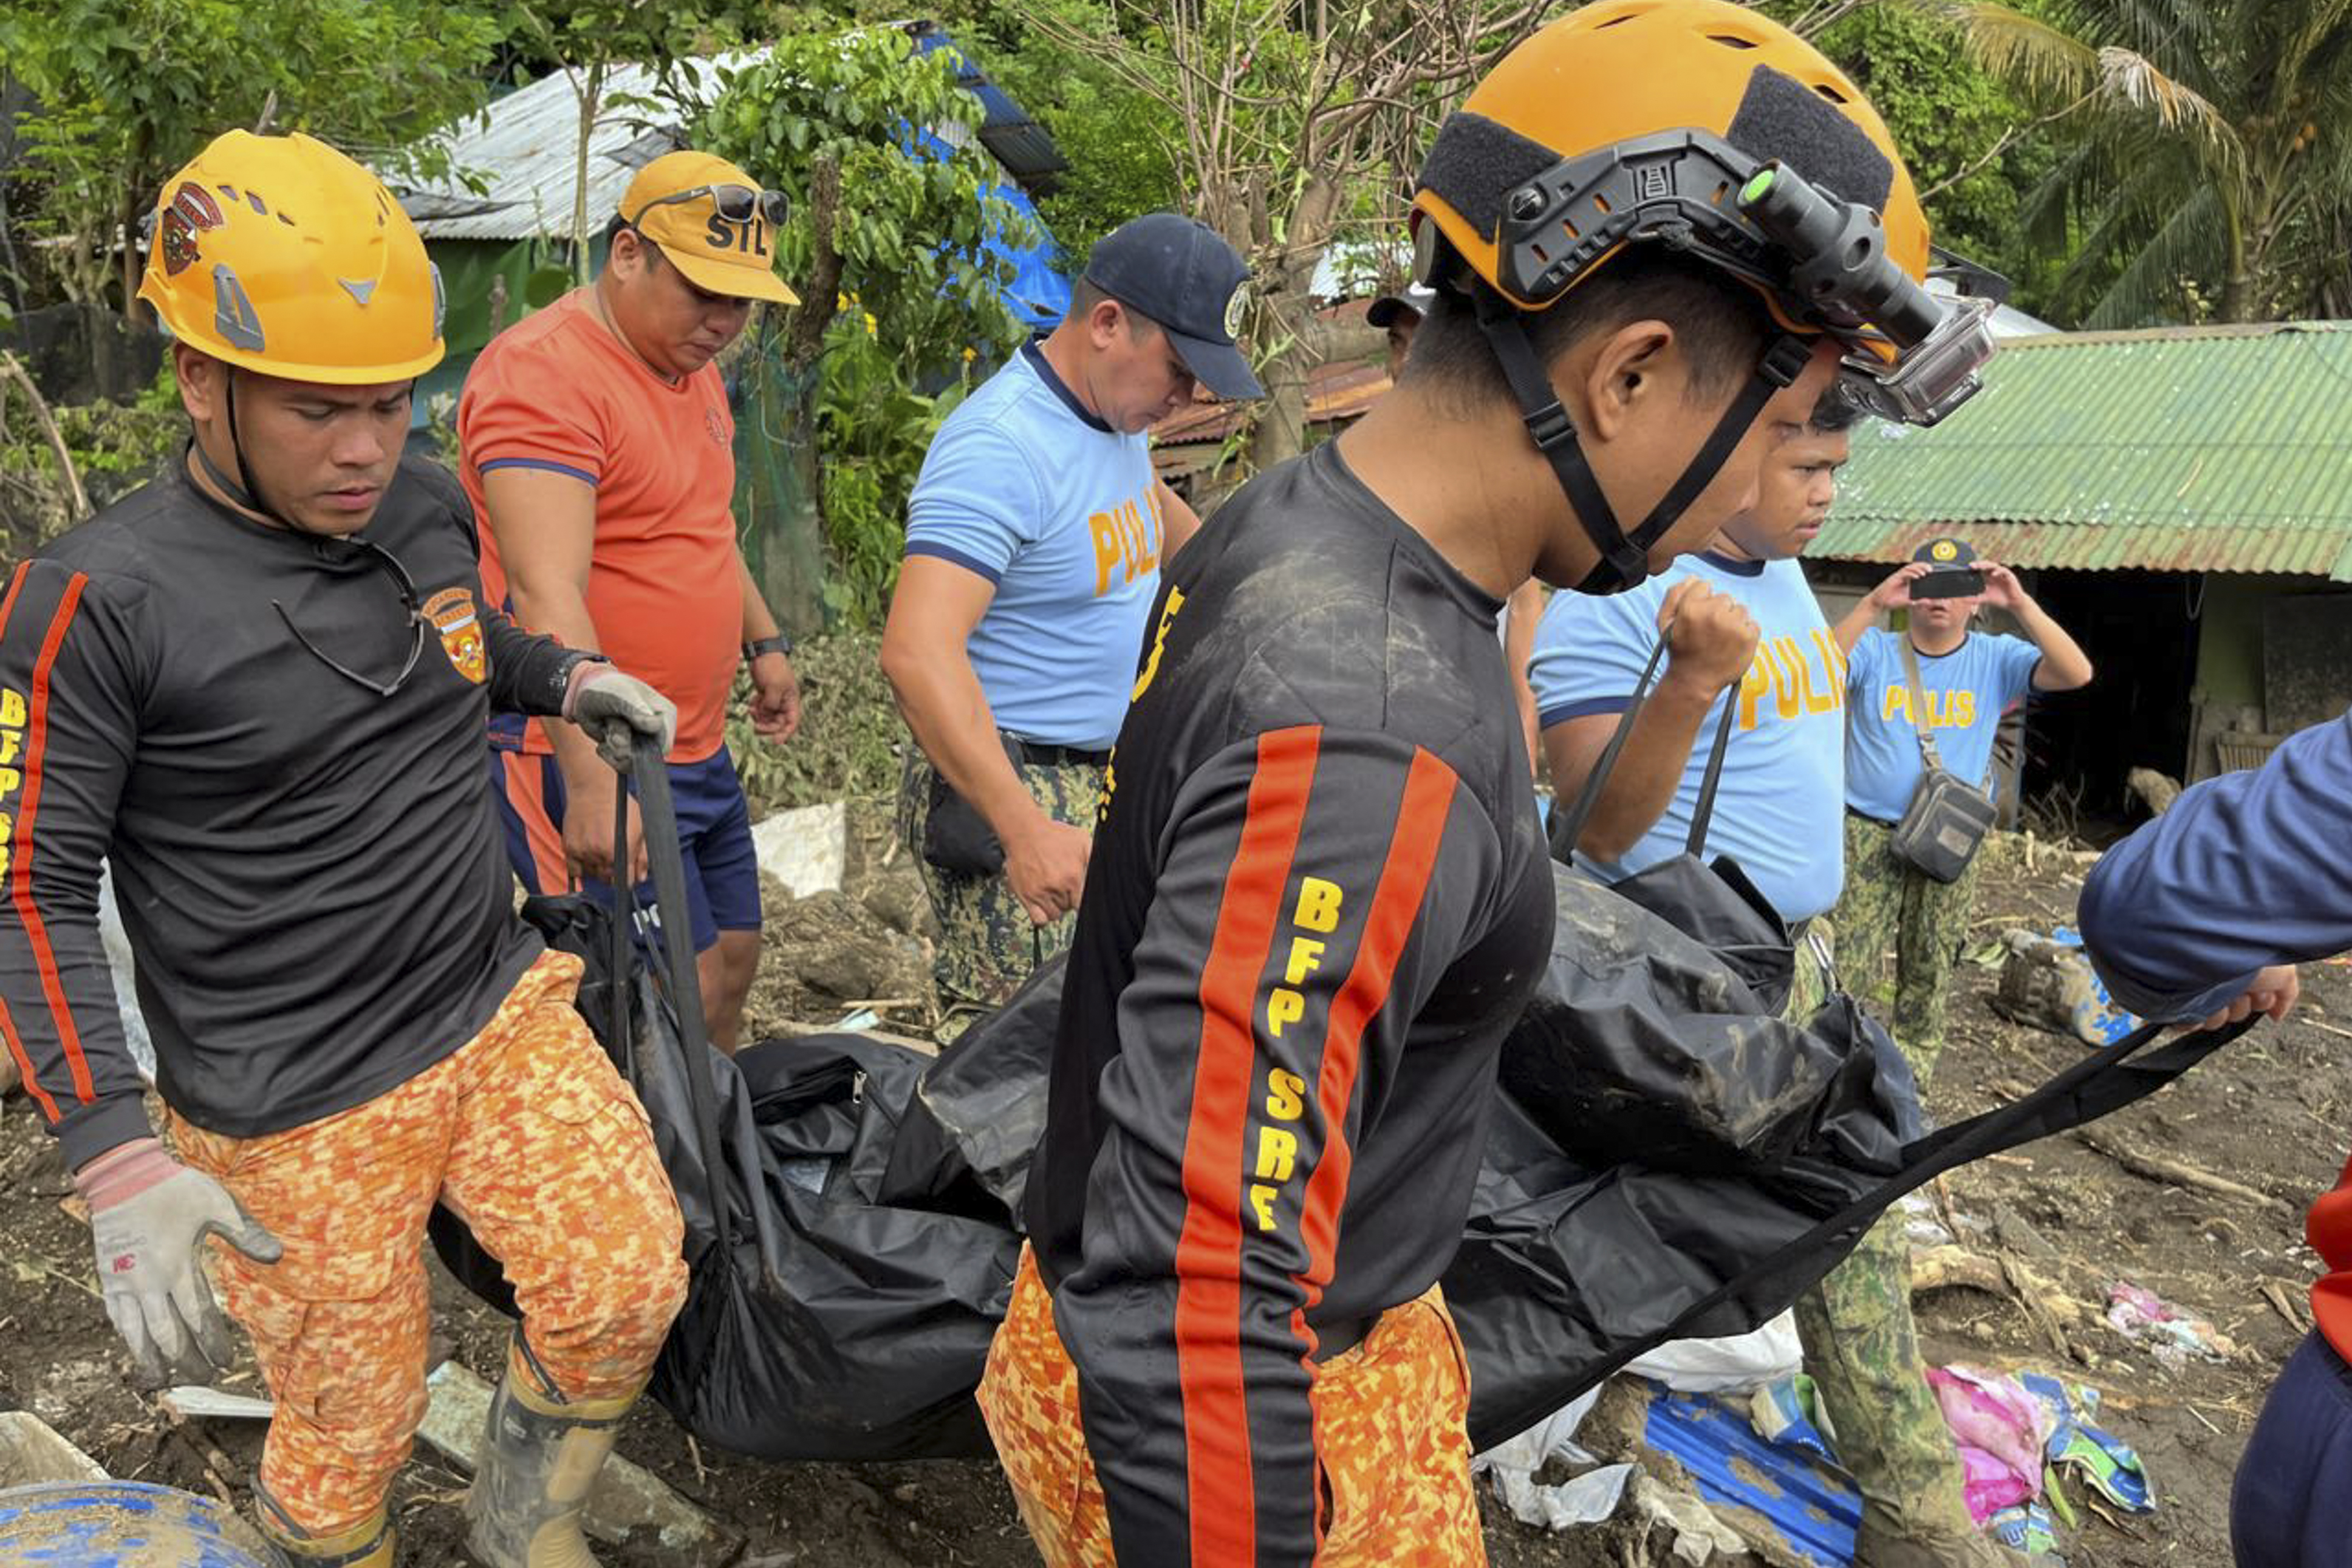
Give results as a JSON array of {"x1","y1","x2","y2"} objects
[{"x1": 1082, "y1": 213, "x2": 1264, "y2": 401}]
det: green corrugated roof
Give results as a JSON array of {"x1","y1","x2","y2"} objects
[{"x1": 1811, "y1": 322, "x2": 2352, "y2": 581}]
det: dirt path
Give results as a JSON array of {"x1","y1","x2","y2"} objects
[{"x1": 1, "y1": 836, "x2": 2337, "y2": 1566}]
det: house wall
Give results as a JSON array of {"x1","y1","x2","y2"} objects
[{"x1": 2186, "y1": 574, "x2": 2352, "y2": 781}]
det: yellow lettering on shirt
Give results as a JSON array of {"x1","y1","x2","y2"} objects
[
  {"x1": 1130, "y1": 587, "x2": 1186, "y2": 701},
  {"x1": 1883, "y1": 684, "x2": 1910, "y2": 724},
  {"x1": 1283, "y1": 936, "x2": 1325, "y2": 986},
  {"x1": 1294, "y1": 877, "x2": 1343, "y2": 933},
  {"x1": 1793, "y1": 637, "x2": 1836, "y2": 715},
  {"x1": 1251, "y1": 1184, "x2": 1279, "y2": 1231},
  {"x1": 0, "y1": 690, "x2": 24, "y2": 728},
  {"x1": 1254, "y1": 1125, "x2": 1298, "y2": 1182},
  {"x1": 1089, "y1": 511, "x2": 1123, "y2": 597},
  {"x1": 1266, "y1": 987, "x2": 1305, "y2": 1037},
  {"x1": 0, "y1": 732, "x2": 19, "y2": 766},
  {"x1": 1265, "y1": 1069, "x2": 1307, "y2": 1121}
]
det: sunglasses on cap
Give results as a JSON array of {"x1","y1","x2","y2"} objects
[{"x1": 629, "y1": 183, "x2": 788, "y2": 229}]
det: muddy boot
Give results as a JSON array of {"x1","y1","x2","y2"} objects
[
  {"x1": 1852, "y1": 1506, "x2": 2036, "y2": 1567},
  {"x1": 256, "y1": 1495, "x2": 395, "y2": 1566},
  {"x1": 464, "y1": 1335, "x2": 635, "y2": 1568}
]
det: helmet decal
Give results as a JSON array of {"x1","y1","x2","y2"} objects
[
  {"x1": 339, "y1": 277, "x2": 378, "y2": 306},
  {"x1": 212, "y1": 264, "x2": 266, "y2": 352},
  {"x1": 430, "y1": 262, "x2": 446, "y2": 341}
]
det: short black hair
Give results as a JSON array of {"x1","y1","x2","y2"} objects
[
  {"x1": 603, "y1": 216, "x2": 665, "y2": 269},
  {"x1": 1070, "y1": 275, "x2": 1146, "y2": 337},
  {"x1": 1402, "y1": 252, "x2": 1771, "y2": 412}
]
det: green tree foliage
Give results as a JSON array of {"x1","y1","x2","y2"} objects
[
  {"x1": 1791, "y1": 2, "x2": 2067, "y2": 316},
  {"x1": 0, "y1": 0, "x2": 502, "y2": 312},
  {"x1": 1942, "y1": 0, "x2": 2352, "y2": 323},
  {"x1": 501, "y1": 0, "x2": 767, "y2": 280},
  {"x1": 699, "y1": 26, "x2": 1036, "y2": 624},
  {"x1": 941, "y1": 0, "x2": 1184, "y2": 260}
]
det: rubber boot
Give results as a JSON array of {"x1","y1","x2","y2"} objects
[
  {"x1": 463, "y1": 1335, "x2": 635, "y2": 1568},
  {"x1": 256, "y1": 1495, "x2": 395, "y2": 1566},
  {"x1": 1852, "y1": 1505, "x2": 2037, "y2": 1567}
]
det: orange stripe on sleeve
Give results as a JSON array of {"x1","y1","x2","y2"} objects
[
  {"x1": 1172, "y1": 725, "x2": 1321, "y2": 1563},
  {"x1": 0, "y1": 994, "x2": 61, "y2": 1123},
  {"x1": 10, "y1": 573, "x2": 96, "y2": 1103},
  {"x1": 1289, "y1": 748, "x2": 1458, "y2": 1339}
]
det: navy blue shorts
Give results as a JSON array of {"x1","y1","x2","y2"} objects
[
  {"x1": 2232, "y1": 1331, "x2": 2352, "y2": 1567},
  {"x1": 490, "y1": 746, "x2": 761, "y2": 955}
]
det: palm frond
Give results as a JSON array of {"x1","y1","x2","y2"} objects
[{"x1": 2085, "y1": 182, "x2": 2231, "y2": 324}]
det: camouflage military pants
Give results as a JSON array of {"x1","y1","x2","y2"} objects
[
  {"x1": 1798, "y1": 846, "x2": 1988, "y2": 1550},
  {"x1": 1834, "y1": 811, "x2": 1989, "y2": 1077},
  {"x1": 896, "y1": 746, "x2": 1104, "y2": 1045}
]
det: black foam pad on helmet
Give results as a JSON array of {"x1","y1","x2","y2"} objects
[
  {"x1": 1415, "y1": 111, "x2": 1564, "y2": 240},
  {"x1": 1725, "y1": 64, "x2": 1892, "y2": 213}
]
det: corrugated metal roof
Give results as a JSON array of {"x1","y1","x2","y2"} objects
[
  {"x1": 395, "y1": 22, "x2": 1065, "y2": 241},
  {"x1": 394, "y1": 54, "x2": 749, "y2": 242},
  {"x1": 1812, "y1": 321, "x2": 2352, "y2": 581}
]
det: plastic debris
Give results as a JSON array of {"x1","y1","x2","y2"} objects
[
  {"x1": 1474, "y1": 1388, "x2": 1625, "y2": 1530},
  {"x1": 1624, "y1": 1312, "x2": 1803, "y2": 1394},
  {"x1": 1748, "y1": 1374, "x2": 1838, "y2": 1461},
  {"x1": 2019, "y1": 1372, "x2": 2155, "y2": 1513},
  {"x1": 1986, "y1": 1499, "x2": 2060, "y2": 1556},
  {"x1": 1926, "y1": 1366, "x2": 2054, "y2": 1523},
  {"x1": 1630, "y1": 1474, "x2": 1752, "y2": 1565},
  {"x1": 2106, "y1": 1281, "x2": 2235, "y2": 1367}
]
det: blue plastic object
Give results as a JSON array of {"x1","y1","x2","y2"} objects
[
  {"x1": 0, "y1": 1481, "x2": 284, "y2": 1566},
  {"x1": 1641, "y1": 1383, "x2": 1862, "y2": 1567}
]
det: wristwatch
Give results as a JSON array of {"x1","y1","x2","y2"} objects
[{"x1": 742, "y1": 633, "x2": 795, "y2": 665}]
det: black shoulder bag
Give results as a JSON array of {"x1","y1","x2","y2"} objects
[{"x1": 1887, "y1": 636, "x2": 1998, "y2": 883}]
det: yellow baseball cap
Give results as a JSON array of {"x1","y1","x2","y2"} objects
[{"x1": 618, "y1": 150, "x2": 799, "y2": 305}]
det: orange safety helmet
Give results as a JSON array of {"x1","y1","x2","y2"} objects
[
  {"x1": 1412, "y1": 0, "x2": 1930, "y2": 343},
  {"x1": 138, "y1": 130, "x2": 444, "y2": 384}
]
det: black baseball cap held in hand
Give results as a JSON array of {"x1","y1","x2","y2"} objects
[{"x1": 1083, "y1": 213, "x2": 1266, "y2": 402}]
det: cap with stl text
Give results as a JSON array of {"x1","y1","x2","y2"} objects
[
  {"x1": 619, "y1": 150, "x2": 799, "y2": 305},
  {"x1": 1082, "y1": 213, "x2": 1263, "y2": 401}
]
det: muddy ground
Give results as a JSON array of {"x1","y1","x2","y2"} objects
[{"x1": 1, "y1": 825, "x2": 2341, "y2": 1567}]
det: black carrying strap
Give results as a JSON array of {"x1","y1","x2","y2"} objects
[
  {"x1": 1548, "y1": 624, "x2": 1741, "y2": 863},
  {"x1": 611, "y1": 731, "x2": 737, "y2": 1267},
  {"x1": 1538, "y1": 1011, "x2": 2261, "y2": 1421},
  {"x1": 1472, "y1": 286, "x2": 1812, "y2": 595}
]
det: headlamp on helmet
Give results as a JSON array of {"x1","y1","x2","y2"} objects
[{"x1": 1461, "y1": 128, "x2": 1997, "y2": 429}]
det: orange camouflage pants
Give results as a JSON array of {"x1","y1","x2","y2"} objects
[
  {"x1": 168, "y1": 949, "x2": 688, "y2": 1538},
  {"x1": 977, "y1": 1246, "x2": 1488, "y2": 1566}
]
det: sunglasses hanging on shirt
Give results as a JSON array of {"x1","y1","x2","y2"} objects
[{"x1": 272, "y1": 534, "x2": 428, "y2": 699}]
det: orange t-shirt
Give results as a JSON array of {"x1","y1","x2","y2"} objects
[{"x1": 458, "y1": 291, "x2": 741, "y2": 762}]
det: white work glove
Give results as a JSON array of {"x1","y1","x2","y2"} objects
[
  {"x1": 564, "y1": 665, "x2": 679, "y2": 772},
  {"x1": 75, "y1": 1137, "x2": 281, "y2": 1387}
]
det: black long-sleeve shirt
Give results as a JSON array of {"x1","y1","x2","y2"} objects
[
  {"x1": 1025, "y1": 440, "x2": 1556, "y2": 1566},
  {"x1": 0, "y1": 453, "x2": 589, "y2": 1169}
]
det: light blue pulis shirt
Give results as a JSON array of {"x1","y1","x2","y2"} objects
[
  {"x1": 1844, "y1": 627, "x2": 2041, "y2": 822},
  {"x1": 1529, "y1": 551, "x2": 1850, "y2": 923},
  {"x1": 904, "y1": 343, "x2": 1162, "y2": 749}
]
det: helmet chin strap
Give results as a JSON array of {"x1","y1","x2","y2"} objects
[
  {"x1": 1470, "y1": 287, "x2": 1812, "y2": 595},
  {"x1": 190, "y1": 367, "x2": 328, "y2": 539}
]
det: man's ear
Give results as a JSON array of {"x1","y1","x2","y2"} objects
[
  {"x1": 1579, "y1": 318, "x2": 1678, "y2": 443},
  {"x1": 171, "y1": 343, "x2": 220, "y2": 425},
  {"x1": 607, "y1": 227, "x2": 648, "y2": 283},
  {"x1": 1089, "y1": 298, "x2": 1126, "y2": 349}
]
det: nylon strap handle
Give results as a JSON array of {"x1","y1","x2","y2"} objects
[
  {"x1": 1683, "y1": 684, "x2": 1741, "y2": 858},
  {"x1": 1548, "y1": 624, "x2": 1673, "y2": 861},
  {"x1": 612, "y1": 729, "x2": 737, "y2": 1269}
]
